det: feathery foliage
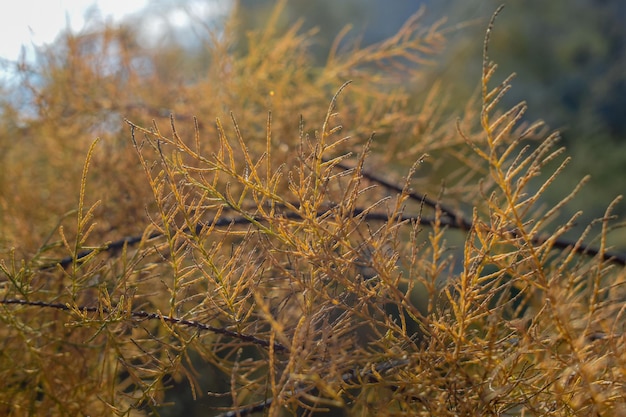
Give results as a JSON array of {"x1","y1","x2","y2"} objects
[{"x1": 1, "y1": 4, "x2": 624, "y2": 416}]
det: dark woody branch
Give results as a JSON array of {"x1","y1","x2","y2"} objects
[
  {"x1": 0, "y1": 298, "x2": 288, "y2": 353},
  {"x1": 41, "y1": 178, "x2": 626, "y2": 271}
]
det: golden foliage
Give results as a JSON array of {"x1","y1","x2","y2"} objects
[{"x1": 1, "y1": 4, "x2": 624, "y2": 417}]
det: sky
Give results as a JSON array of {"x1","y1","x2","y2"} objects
[
  {"x1": 0, "y1": 0, "x2": 232, "y2": 77},
  {"x1": 0, "y1": 1, "x2": 151, "y2": 63}
]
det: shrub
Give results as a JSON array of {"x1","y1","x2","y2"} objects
[{"x1": 1, "y1": 5, "x2": 624, "y2": 417}]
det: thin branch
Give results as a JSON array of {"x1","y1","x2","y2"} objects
[
  {"x1": 331, "y1": 159, "x2": 473, "y2": 231},
  {"x1": 0, "y1": 299, "x2": 289, "y2": 353},
  {"x1": 40, "y1": 204, "x2": 626, "y2": 270}
]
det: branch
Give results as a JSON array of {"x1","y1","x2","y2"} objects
[
  {"x1": 0, "y1": 299, "x2": 289, "y2": 353},
  {"x1": 331, "y1": 162, "x2": 626, "y2": 266},
  {"x1": 331, "y1": 159, "x2": 473, "y2": 230},
  {"x1": 40, "y1": 204, "x2": 626, "y2": 270}
]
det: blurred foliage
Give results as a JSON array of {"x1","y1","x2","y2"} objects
[
  {"x1": 234, "y1": 0, "x2": 626, "y2": 223},
  {"x1": 235, "y1": 0, "x2": 625, "y2": 139},
  {"x1": 442, "y1": 0, "x2": 626, "y2": 229}
]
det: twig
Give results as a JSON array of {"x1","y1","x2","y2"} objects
[
  {"x1": 332, "y1": 160, "x2": 473, "y2": 230},
  {"x1": 40, "y1": 203, "x2": 626, "y2": 270},
  {"x1": 0, "y1": 299, "x2": 289, "y2": 352},
  {"x1": 332, "y1": 162, "x2": 626, "y2": 266}
]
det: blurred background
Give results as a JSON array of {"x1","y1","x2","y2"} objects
[
  {"x1": 235, "y1": 0, "x2": 626, "y2": 228},
  {"x1": 2, "y1": 0, "x2": 623, "y2": 227}
]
